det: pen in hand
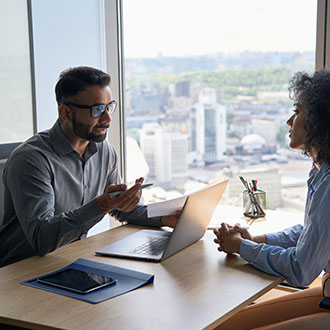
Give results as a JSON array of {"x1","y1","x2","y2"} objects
[{"x1": 109, "y1": 183, "x2": 153, "y2": 197}]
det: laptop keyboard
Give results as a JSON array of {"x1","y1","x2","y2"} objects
[{"x1": 130, "y1": 236, "x2": 169, "y2": 255}]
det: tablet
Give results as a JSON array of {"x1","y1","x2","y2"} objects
[{"x1": 37, "y1": 268, "x2": 117, "y2": 294}]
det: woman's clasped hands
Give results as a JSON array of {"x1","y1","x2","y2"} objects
[{"x1": 213, "y1": 223, "x2": 255, "y2": 255}]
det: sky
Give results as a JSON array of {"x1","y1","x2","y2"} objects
[{"x1": 123, "y1": 0, "x2": 317, "y2": 58}]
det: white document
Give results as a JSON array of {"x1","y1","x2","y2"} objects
[
  {"x1": 147, "y1": 195, "x2": 188, "y2": 217},
  {"x1": 147, "y1": 180, "x2": 223, "y2": 217}
]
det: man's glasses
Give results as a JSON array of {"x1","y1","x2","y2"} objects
[{"x1": 64, "y1": 100, "x2": 117, "y2": 118}]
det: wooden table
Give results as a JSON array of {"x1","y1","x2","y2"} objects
[
  {"x1": 210, "y1": 205, "x2": 304, "y2": 234},
  {"x1": 0, "y1": 224, "x2": 281, "y2": 330}
]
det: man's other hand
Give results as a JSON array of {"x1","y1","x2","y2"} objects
[{"x1": 161, "y1": 210, "x2": 181, "y2": 228}]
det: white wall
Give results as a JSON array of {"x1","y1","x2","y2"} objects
[
  {"x1": 31, "y1": 0, "x2": 106, "y2": 131},
  {"x1": 0, "y1": 0, "x2": 34, "y2": 143}
]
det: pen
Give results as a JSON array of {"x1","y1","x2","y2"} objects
[
  {"x1": 252, "y1": 180, "x2": 257, "y2": 191},
  {"x1": 110, "y1": 183, "x2": 153, "y2": 197}
]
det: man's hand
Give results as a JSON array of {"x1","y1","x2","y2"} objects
[
  {"x1": 161, "y1": 210, "x2": 181, "y2": 228},
  {"x1": 96, "y1": 177, "x2": 144, "y2": 214}
]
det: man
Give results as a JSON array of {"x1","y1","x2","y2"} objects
[{"x1": 0, "y1": 66, "x2": 178, "y2": 267}]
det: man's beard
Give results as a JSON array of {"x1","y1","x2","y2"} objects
[{"x1": 72, "y1": 111, "x2": 108, "y2": 142}]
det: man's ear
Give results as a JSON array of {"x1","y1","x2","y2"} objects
[{"x1": 58, "y1": 104, "x2": 72, "y2": 122}]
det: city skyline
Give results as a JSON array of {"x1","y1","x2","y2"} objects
[{"x1": 124, "y1": 50, "x2": 312, "y2": 212}]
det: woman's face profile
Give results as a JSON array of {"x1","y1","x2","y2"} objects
[{"x1": 286, "y1": 102, "x2": 307, "y2": 151}]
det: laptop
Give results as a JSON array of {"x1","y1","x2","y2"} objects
[{"x1": 95, "y1": 179, "x2": 228, "y2": 262}]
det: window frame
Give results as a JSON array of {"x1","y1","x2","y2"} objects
[
  {"x1": 27, "y1": 0, "x2": 38, "y2": 135},
  {"x1": 104, "y1": 0, "x2": 126, "y2": 178}
]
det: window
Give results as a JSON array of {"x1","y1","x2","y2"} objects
[
  {"x1": 123, "y1": 0, "x2": 317, "y2": 212},
  {"x1": 0, "y1": 0, "x2": 34, "y2": 143}
]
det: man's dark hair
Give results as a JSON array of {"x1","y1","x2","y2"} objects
[
  {"x1": 55, "y1": 66, "x2": 111, "y2": 104},
  {"x1": 289, "y1": 69, "x2": 330, "y2": 164}
]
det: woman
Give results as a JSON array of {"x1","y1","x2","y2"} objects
[{"x1": 214, "y1": 69, "x2": 330, "y2": 329}]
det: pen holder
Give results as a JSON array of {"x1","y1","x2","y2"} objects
[{"x1": 242, "y1": 189, "x2": 266, "y2": 219}]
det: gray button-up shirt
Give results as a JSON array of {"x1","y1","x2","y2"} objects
[{"x1": 0, "y1": 120, "x2": 161, "y2": 267}]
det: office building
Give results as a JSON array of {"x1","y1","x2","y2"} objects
[
  {"x1": 130, "y1": 84, "x2": 163, "y2": 114},
  {"x1": 190, "y1": 88, "x2": 227, "y2": 164},
  {"x1": 139, "y1": 124, "x2": 188, "y2": 190},
  {"x1": 174, "y1": 81, "x2": 190, "y2": 97},
  {"x1": 250, "y1": 118, "x2": 280, "y2": 145}
]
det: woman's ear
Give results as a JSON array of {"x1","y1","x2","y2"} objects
[{"x1": 58, "y1": 104, "x2": 72, "y2": 122}]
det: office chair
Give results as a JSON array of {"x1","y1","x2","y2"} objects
[
  {"x1": 0, "y1": 142, "x2": 21, "y2": 160},
  {"x1": 0, "y1": 142, "x2": 21, "y2": 222}
]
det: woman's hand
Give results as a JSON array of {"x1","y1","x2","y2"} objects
[
  {"x1": 228, "y1": 223, "x2": 254, "y2": 241},
  {"x1": 213, "y1": 222, "x2": 267, "y2": 254},
  {"x1": 228, "y1": 223, "x2": 267, "y2": 244},
  {"x1": 213, "y1": 223, "x2": 243, "y2": 255}
]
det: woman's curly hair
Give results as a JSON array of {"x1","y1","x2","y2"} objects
[{"x1": 289, "y1": 69, "x2": 330, "y2": 164}]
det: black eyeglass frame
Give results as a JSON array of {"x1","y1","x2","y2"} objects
[{"x1": 64, "y1": 100, "x2": 117, "y2": 118}]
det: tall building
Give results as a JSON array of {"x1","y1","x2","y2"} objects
[
  {"x1": 131, "y1": 83, "x2": 163, "y2": 114},
  {"x1": 139, "y1": 124, "x2": 188, "y2": 190},
  {"x1": 174, "y1": 81, "x2": 190, "y2": 97},
  {"x1": 250, "y1": 118, "x2": 280, "y2": 144},
  {"x1": 190, "y1": 88, "x2": 227, "y2": 164}
]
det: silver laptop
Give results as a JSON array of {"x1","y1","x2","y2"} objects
[{"x1": 95, "y1": 179, "x2": 228, "y2": 262}]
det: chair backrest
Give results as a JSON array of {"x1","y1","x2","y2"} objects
[
  {"x1": 0, "y1": 143, "x2": 21, "y2": 223},
  {"x1": 0, "y1": 142, "x2": 21, "y2": 159},
  {"x1": 0, "y1": 159, "x2": 6, "y2": 222}
]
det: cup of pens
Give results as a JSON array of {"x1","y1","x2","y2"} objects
[{"x1": 239, "y1": 176, "x2": 266, "y2": 219}]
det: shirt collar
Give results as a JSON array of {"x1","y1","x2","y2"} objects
[
  {"x1": 50, "y1": 119, "x2": 98, "y2": 158},
  {"x1": 309, "y1": 162, "x2": 330, "y2": 188}
]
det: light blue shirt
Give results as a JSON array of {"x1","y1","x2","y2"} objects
[{"x1": 240, "y1": 163, "x2": 330, "y2": 286}]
